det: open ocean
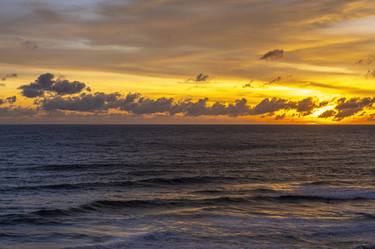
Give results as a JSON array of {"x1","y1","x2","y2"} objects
[{"x1": 0, "y1": 125, "x2": 374, "y2": 249}]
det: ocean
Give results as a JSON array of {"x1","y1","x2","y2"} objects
[{"x1": 0, "y1": 125, "x2": 374, "y2": 249}]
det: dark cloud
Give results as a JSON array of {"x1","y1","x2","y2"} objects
[
  {"x1": 252, "y1": 98, "x2": 295, "y2": 115},
  {"x1": 268, "y1": 76, "x2": 283, "y2": 84},
  {"x1": 0, "y1": 96, "x2": 17, "y2": 105},
  {"x1": 19, "y1": 73, "x2": 86, "y2": 98},
  {"x1": 275, "y1": 113, "x2": 286, "y2": 120},
  {"x1": 195, "y1": 73, "x2": 209, "y2": 82},
  {"x1": 315, "y1": 97, "x2": 375, "y2": 120},
  {"x1": 296, "y1": 97, "x2": 319, "y2": 115},
  {"x1": 41, "y1": 92, "x2": 121, "y2": 112},
  {"x1": 184, "y1": 73, "x2": 210, "y2": 83},
  {"x1": 50, "y1": 80, "x2": 87, "y2": 95},
  {"x1": 333, "y1": 97, "x2": 375, "y2": 120},
  {"x1": 22, "y1": 40, "x2": 38, "y2": 50},
  {"x1": 5, "y1": 96, "x2": 16, "y2": 104},
  {"x1": 40, "y1": 92, "x2": 252, "y2": 117},
  {"x1": 1, "y1": 73, "x2": 17, "y2": 81},
  {"x1": 121, "y1": 93, "x2": 175, "y2": 115},
  {"x1": 243, "y1": 80, "x2": 254, "y2": 88},
  {"x1": 260, "y1": 49, "x2": 284, "y2": 61},
  {"x1": 319, "y1": 110, "x2": 336, "y2": 118}
]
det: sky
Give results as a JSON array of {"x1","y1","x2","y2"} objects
[{"x1": 1, "y1": 0, "x2": 375, "y2": 124}]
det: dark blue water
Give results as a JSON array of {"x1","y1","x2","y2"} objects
[{"x1": 0, "y1": 125, "x2": 375, "y2": 249}]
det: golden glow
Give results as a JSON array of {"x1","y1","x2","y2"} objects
[{"x1": 1, "y1": 0, "x2": 375, "y2": 123}]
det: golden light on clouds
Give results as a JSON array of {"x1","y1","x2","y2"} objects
[{"x1": 0, "y1": 0, "x2": 375, "y2": 123}]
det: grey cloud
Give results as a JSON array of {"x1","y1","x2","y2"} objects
[
  {"x1": 252, "y1": 98, "x2": 295, "y2": 115},
  {"x1": 268, "y1": 76, "x2": 283, "y2": 84},
  {"x1": 0, "y1": 96, "x2": 17, "y2": 105},
  {"x1": 41, "y1": 92, "x2": 121, "y2": 112},
  {"x1": 243, "y1": 80, "x2": 254, "y2": 88},
  {"x1": 5, "y1": 96, "x2": 16, "y2": 104},
  {"x1": 40, "y1": 92, "x2": 252, "y2": 117},
  {"x1": 1, "y1": 73, "x2": 17, "y2": 81},
  {"x1": 275, "y1": 113, "x2": 286, "y2": 120},
  {"x1": 333, "y1": 97, "x2": 375, "y2": 120},
  {"x1": 19, "y1": 73, "x2": 86, "y2": 98},
  {"x1": 121, "y1": 94, "x2": 175, "y2": 114},
  {"x1": 195, "y1": 73, "x2": 209, "y2": 82},
  {"x1": 260, "y1": 49, "x2": 284, "y2": 61},
  {"x1": 51, "y1": 80, "x2": 87, "y2": 95},
  {"x1": 319, "y1": 110, "x2": 337, "y2": 118},
  {"x1": 296, "y1": 97, "x2": 319, "y2": 115},
  {"x1": 185, "y1": 73, "x2": 210, "y2": 83},
  {"x1": 22, "y1": 40, "x2": 38, "y2": 50},
  {"x1": 315, "y1": 97, "x2": 375, "y2": 120}
]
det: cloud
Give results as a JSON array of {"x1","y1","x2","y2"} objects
[
  {"x1": 40, "y1": 92, "x2": 252, "y2": 117},
  {"x1": 22, "y1": 40, "x2": 38, "y2": 50},
  {"x1": 1, "y1": 73, "x2": 17, "y2": 81},
  {"x1": 268, "y1": 76, "x2": 283, "y2": 84},
  {"x1": 5, "y1": 96, "x2": 16, "y2": 104},
  {"x1": 333, "y1": 97, "x2": 375, "y2": 120},
  {"x1": 0, "y1": 0, "x2": 368, "y2": 80},
  {"x1": 319, "y1": 110, "x2": 337, "y2": 118},
  {"x1": 260, "y1": 49, "x2": 284, "y2": 60},
  {"x1": 275, "y1": 113, "x2": 286, "y2": 120},
  {"x1": 252, "y1": 97, "x2": 295, "y2": 115},
  {"x1": 5, "y1": 74, "x2": 375, "y2": 122},
  {"x1": 296, "y1": 97, "x2": 319, "y2": 115},
  {"x1": 242, "y1": 80, "x2": 256, "y2": 88},
  {"x1": 195, "y1": 73, "x2": 209, "y2": 82},
  {"x1": 184, "y1": 73, "x2": 210, "y2": 83},
  {"x1": 0, "y1": 96, "x2": 16, "y2": 105},
  {"x1": 19, "y1": 73, "x2": 86, "y2": 98},
  {"x1": 41, "y1": 92, "x2": 121, "y2": 112}
]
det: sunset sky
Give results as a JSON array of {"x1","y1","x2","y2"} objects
[{"x1": 1, "y1": 0, "x2": 375, "y2": 124}]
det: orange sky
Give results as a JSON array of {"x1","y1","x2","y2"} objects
[{"x1": 1, "y1": 0, "x2": 375, "y2": 124}]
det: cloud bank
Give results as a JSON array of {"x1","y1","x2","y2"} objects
[{"x1": 1, "y1": 73, "x2": 374, "y2": 123}]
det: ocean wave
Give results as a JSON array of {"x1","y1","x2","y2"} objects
[
  {"x1": 297, "y1": 186, "x2": 375, "y2": 201},
  {"x1": 3, "y1": 176, "x2": 243, "y2": 192},
  {"x1": 5, "y1": 181, "x2": 137, "y2": 191},
  {"x1": 138, "y1": 176, "x2": 238, "y2": 185},
  {"x1": 2, "y1": 190, "x2": 375, "y2": 226}
]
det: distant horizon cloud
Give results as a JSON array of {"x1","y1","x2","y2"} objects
[
  {"x1": 1, "y1": 73, "x2": 17, "y2": 81},
  {"x1": 1, "y1": 73, "x2": 372, "y2": 123}
]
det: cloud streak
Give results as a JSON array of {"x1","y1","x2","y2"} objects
[{"x1": 260, "y1": 49, "x2": 284, "y2": 61}]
